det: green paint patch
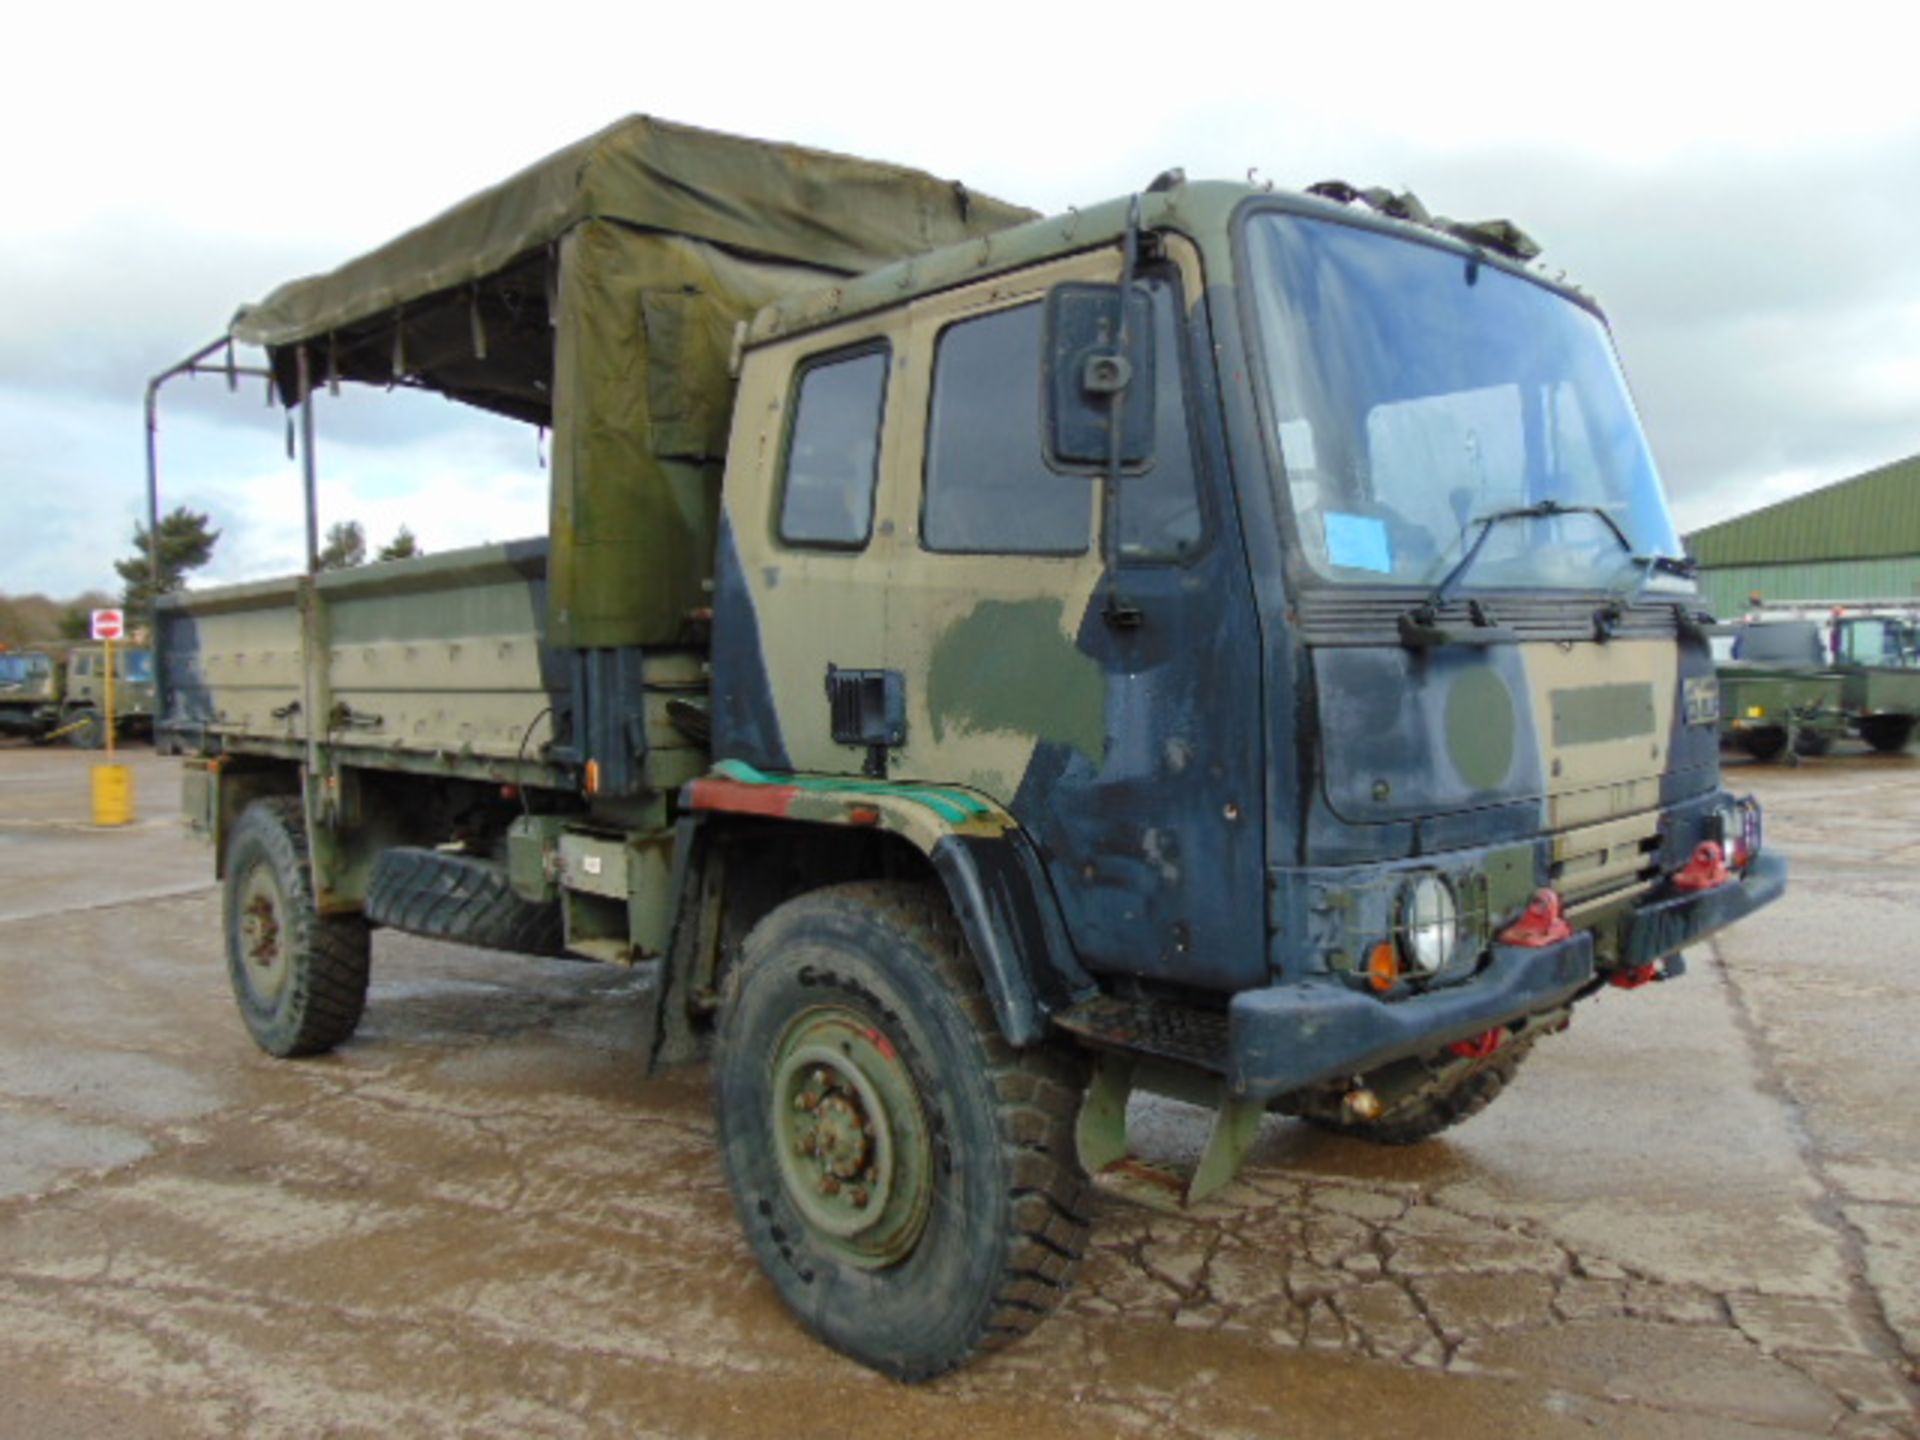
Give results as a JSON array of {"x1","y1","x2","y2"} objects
[
  {"x1": 1551, "y1": 683, "x2": 1655, "y2": 746},
  {"x1": 926, "y1": 598, "x2": 1106, "y2": 765},
  {"x1": 1445, "y1": 667, "x2": 1516, "y2": 790}
]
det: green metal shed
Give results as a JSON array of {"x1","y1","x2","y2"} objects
[{"x1": 1684, "y1": 453, "x2": 1920, "y2": 616}]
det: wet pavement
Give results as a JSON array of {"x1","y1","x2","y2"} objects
[{"x1": 0, "y1": 743, "x2": 1915, "y2": 1438}]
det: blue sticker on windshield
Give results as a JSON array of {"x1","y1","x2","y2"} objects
[{"x1": 1324, "y1": 512, "x2": 1392, "y2": 573}]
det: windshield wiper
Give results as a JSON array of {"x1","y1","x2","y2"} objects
[{"x1": 1397, "y1": 500, "x2": 1632, "y2": 648}]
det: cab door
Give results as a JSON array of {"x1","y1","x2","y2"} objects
[
  {"x1": 713, "y1": 312, "x2": 903, "y2": 773},
  {"x1": 883, "y1": 245, "x2": 1267, "y2": 990}
]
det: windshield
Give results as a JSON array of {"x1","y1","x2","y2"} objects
[
  {"x1": 1836, "y1": 618, "x2": 1917, "y2": 667},
  {"x1": 1245, "y1": 211, "x2": 1689, "y2": 594},
  {"x1": 0, "y1": 655, "x2": 50, "y2": 685},
  {"x1": 1735, "y1": 621, "x2": 1825, "y2": 667},
  {"x1": 123, "y1": 648, "x2": 153, "y2": 682}
]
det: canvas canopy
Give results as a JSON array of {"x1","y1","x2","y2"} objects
[{"x1": 230, "y1": 116, "x2": 1032, "y2": 648}]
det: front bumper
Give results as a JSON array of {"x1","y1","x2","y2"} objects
[{"x1": 1226, "y1": 849, "x2": 1788, "y2": 1101}]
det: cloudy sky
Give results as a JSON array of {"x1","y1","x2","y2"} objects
[{"x1": 4, "y1": 2, "x2": 1915, "y2": 597}]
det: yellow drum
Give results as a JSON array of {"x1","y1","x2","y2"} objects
[{"x1": 92, "y1": 763, "x2": 135, "y2": 827}]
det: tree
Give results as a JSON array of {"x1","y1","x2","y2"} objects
[
  {"x1": 377, "y1": 526, "x2": 422, "y2": 561},
  {"x1": 117, "y1": 506, "x2": 220, "y2": 612},
  {"x1": 316, "y1": 520, "x2": 367, "y2": 571}
]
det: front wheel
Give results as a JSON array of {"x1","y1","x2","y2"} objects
[
  {"x1": 1737, "y1": 726, "x2": 1789, "y2": 762},
  {"x1": 67, "y1": 710, "x2": 106, "y2": 749},
  {"x1": 713, "y1": 882, "x2": 1089, "y2": 1381},
  {"x1": 223, "y1": 797, "x2": 371, "y2": 1057},
  {"x1": 1860, "y1": 714, "x2": 1916, "y2": 754}
]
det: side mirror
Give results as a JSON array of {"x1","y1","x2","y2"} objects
[{"x1": 1044, "y1": 282, "x2": 1155, "y2": 470}]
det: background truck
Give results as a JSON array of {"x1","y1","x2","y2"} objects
[
  {"x1": 0, "y1": 649, "x2": 61, "y2": 743},
  {"x1": 152, "y1": 117, "x2": 1785, "y2": 1380},
  {"x1": 60, "y1": 644, "x2": 155, "y2": 748},
  {"x1": 1717, "y1": 611, "x2": 1919, "y2": 756},
  {"x1": 1828, "y1": 612, "x2": 1920, "y2": 752},
  {"x1": 1712, "y1": 619, "x2": 1847, "y2": 760}
]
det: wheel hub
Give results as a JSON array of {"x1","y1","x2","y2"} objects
[
  {"x1": 237, "y1": 867, "x2": 290, "y2": 1003},
  {"x1": 771, "y1": 1010, "x2": 931, "y2": 1268}
]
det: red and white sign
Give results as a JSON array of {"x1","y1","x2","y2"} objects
[{"x1": 89, "y1": 609, "x2": 124, "y2": 642}]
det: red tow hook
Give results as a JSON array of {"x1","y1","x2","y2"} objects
[
  {"x1": 1610, "y1": 963, "x2": 1662, "y2": 990},
  {"x1": 1499, "y1": 888, "x2": 1572, "y2": 947},
  {"x1": 1672, "y1": 840, "x2": 1732, "y2": 893},
  {"x1": 1448, "y1": 1028, "x2": 1506, "y2": 1060}
]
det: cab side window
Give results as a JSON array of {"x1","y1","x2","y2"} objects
[
  {"x1": 778, "y1": 345, "x2": 889, "y2": 549},
  {"x1": 924, "y1": 303, "x2": 1091, "y2": 554},
  {"x1": 922, "y1": 280, "x2": 1203, "y2": 559}
]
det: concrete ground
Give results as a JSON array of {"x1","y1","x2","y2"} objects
[{"x1": 0, "y1": 743, "x2": 1914, "y2": 1439}]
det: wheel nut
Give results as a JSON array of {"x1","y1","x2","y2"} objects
[
  {"x1": 796, "y1": 1134, "x2": 816, "y2": 1157},
  {"x1": 850, "y1": 1186, "x2": 869, "y2": 1208},
  {"x1": 819, "y1": 1176, "x2": 841, "y2": 1197}
]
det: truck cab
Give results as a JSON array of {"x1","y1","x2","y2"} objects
[
  {"x1": 0, "y1": 650, "x2": 61, "y2": 742},
  {"x1": 708, "y1": 180, "x2": 1781, "y2": 1110},
  {"x1": 63, "y1": 644, "x2": 155, "y2": 748}
]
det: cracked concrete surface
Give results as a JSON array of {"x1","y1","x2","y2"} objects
[{"x1": 0, "y1": 746, "x2": 1915, "y2": 1438}]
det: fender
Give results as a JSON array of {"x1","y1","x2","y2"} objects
[{"x1": 684, "y1": 760, "x2": 1094, "y2": 1045}]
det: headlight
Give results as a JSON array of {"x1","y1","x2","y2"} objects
[
  {"x1": 1399, "y1": 873, "x2": 1458, "y2": 976},
  {"x1": 1717, "y1": 796, "x2": 1763, "y2": 868}
]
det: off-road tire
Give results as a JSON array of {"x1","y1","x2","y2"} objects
[
  {"x1": 223, "y1": 797, "x2": 371, "y2": 1057},
  {"x1": 1737, "y1": 726, "x2": 1789, "y2": 762},
  {"x1": 1860, "y1": 715, "x2": 1916, "y2": 754},
  {"x1": 365, "y1": 847, "x2": 564, "y2": 956},
  {"x1": 68, "y1": 710, "x2": 105, "y2": 750},
  {"x1": 1302, "y1": 1033, "x2": 1537, "y2": 1147},
  {"x1": 713, "y1": 881, "x2": 1090, "y2": 1382}
]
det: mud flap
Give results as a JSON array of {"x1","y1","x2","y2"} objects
[{"x1": 1075, "y1": 1055, "x2": 1266, "y2": 1213}]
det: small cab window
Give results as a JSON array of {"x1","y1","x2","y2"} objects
[
  {"x1": 923, "y1": 281, "x2": 1202, "y2": 559},
  {"x1": 924, "y1": 302, "x2": 1091, "y2": 554},
  {"x1": 778, "y1": 345, "x2": 889, "y2": 548}
]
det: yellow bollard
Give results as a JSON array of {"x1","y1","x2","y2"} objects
[{"x1": 92, "y1": 763, "x2": 135, "y2": 827}]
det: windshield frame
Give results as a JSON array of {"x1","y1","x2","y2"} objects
[{"x1": 1230, "y1": 195, "x2": 1684, "y2": 605}]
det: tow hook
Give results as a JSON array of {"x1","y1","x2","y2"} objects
[
  {"x1": 1447, "y1": 1028, "x2": 1506, "y2": 1060},
  {"x1": 1499, "y1": 888, "x2": 1572, "y2": 947},
  {"x1": 1672, "y1": 841, "x2": 1732, "y2": 893}
]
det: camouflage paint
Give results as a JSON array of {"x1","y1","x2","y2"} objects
[
  {"x1": 924, "y1": 598, "x2": 1104, "y2": 765},
  {"x1": 1443, "y1": 667, "x2": 1516, "y2": 791}
]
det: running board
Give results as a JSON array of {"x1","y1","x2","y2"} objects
[{"x1": 1074, "y1": 1055, "x2": 1265, "y2": 1214}]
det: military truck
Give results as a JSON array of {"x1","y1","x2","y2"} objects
[
  {"x1": 152, "y1": 117, "x2": 1785, "y2": 1380},
  {"x1": 0, "y1": 649, "x2": 61, "y2": 743},
  {"x1": 1828, "y1": 612, "x2": 1920, "y2": 752},
  {"x1": 1713, "y1": 619, "x2": 1846, "y2": 761},
  {"x1": 60, "y1": 644, "x2": 156, "y2": 748}
]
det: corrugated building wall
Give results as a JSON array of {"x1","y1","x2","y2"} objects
[{"x1": 1683, "y1": 453, "x2": 1920, "y2": 616}]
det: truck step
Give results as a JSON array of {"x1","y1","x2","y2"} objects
[
  {"x1": 1074, "y1": 1053, "x2": 1265, "y2": 1214},
  {"x1": 1052, "y1": 994, "x2": 1230, "y2": 1073}
]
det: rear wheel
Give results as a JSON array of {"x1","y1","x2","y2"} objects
[
  {"x1": 223, "y1": 797, "x2": 371, "y2": 1057},
  {"x1": 1860, "y1": 715, "x2": 1916, "y2": 754},
  {"x1": 1737, "y1": 726, "x2": 1789, "y2": 762},
  {"x1": 713, "y1": 881, "x2": 1089, "y2": 1381}
]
